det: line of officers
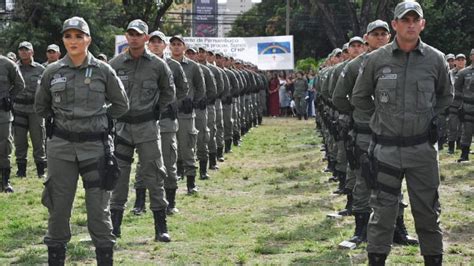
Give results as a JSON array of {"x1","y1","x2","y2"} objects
[
  {"x1": 313, "y1": 1, "x2": 472, "y2": 265},
  {"x1": 0, "y1": 17, "x2": 269, "y2": 265}
]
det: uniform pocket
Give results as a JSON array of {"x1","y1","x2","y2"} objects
[
  {"x1": 416, "y1": 80, "x2": 434, "y2": 112},
  {"x1": 188, "y1": 128, "x2": 198, "y2": 150},
  {"x1": 50, "y1": 83, "x2": 67, "y2": 107},
  {"x1": 375, "y1": 78, "x2": 397, "y2": 113},
  {"x1": 142, "y1": 80, "x2": 158, "y2": 104},
  {"x1": 88, "y1": 79, "x2": 106, "y2": 109},
  {"x1": 41, "y1": 178, "x2": 54, "y2": 210}
]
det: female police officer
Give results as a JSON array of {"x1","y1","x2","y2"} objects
[{"x1": 35, "y1": 17, "x2": 128, "y2": 265}]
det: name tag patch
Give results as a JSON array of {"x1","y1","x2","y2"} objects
[
  {"x1": 379, "y1": 74, "x2": 397, "y2": 80},
  {"x1": 51, "y1": 77, "x2": 67, "y2": 85}
]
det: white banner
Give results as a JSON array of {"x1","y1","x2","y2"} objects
[{"x1": 115, "y1": 35, "x2": 294, "y2": 70}]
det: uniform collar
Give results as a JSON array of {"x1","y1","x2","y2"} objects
[
  {"x1": 60, "y1": 52, "x2": 99, "y2": 69},
  {"x1": 123, "y1": 48, "x2": 154, "y2": 62},
  {"x1": 18, "y1": 59, "x2": 37, "y2": 67},
  {"x1": 391, "y1": 37, "x2": 425, "y2": 55}
]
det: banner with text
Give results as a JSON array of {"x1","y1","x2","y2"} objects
[
  {"x1": 115, "y1": 35, "x2": 294, "y2": 70},
  {"x1": 193, "y1": 0, "x2": 218, "y2": 37}
]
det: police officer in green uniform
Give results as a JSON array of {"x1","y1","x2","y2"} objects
[
  {"x1": 130, "y1": 31, "x2": 190, "y2": 216},
  {"x1": 109, "y1": 19, "x2": 175, "y2": 242},
  {"x1": 351, "y1": 2, "x2": 452, "y2": 264},
  {"x1": 197, "y1": 47, "x2": 220, "y2": 172},
  {"x1": 207, "y1": 51, "x2": 227, "y2": 164},
  {"x1": 453, "y1": 49, "x2": 474, "y2": 162},
  {"x1": 293, "y1": 71, "x2": 308, "y2": 120},
  {"x1": 170, "y1": 36, "x2": 206, "y2": 194},
  {"x1": 14, "y1": 41, "x2": 47, "y2": 178},
  {"x1": 446, "y1": 54, "x2": 467, "y2": 153},
  {"x1": 0, "y1": 53, "x2": 25, "y2": 193},
  {"x1": 193, "y1": 47, "x2": 215, "y2": 180},
  {"x1": 42, "y1": 44, "x2": 61, "y2": 67},
  {"x1": 35, "y1": 16, "x2": 129, "y2": 265},
  {"x1": 219, "y1": 54, "x2": 237, "y2": 153}
]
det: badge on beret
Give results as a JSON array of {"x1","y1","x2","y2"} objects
[
  {"x1": 53, "y1": 74, "x2": 61, "y2": 79},
  {"x1": 380, "y1": 91, "x2": 389, "y2": 103},
  {"x1": 382, "y1": 67, "x2": 391, "y2": 74}
]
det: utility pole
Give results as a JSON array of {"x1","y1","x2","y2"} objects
[{"x1": 285, "y1": 0, "x2": 290, "y2": 35}]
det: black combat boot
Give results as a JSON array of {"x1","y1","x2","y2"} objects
[
  {"x1": 423, "y1": 255, "x2": 442, "y2": 266},
  {"x1": 186, "y1": 176, "x2": 198, "y2": 194},
  {"x1": 324, "y1": 159, "x2": 335, "y2": 173},
  {"x1": 2, "y1": 168, "x2": 13, "y2": 193},
  {"x1": 199, "y1": 160, "x2": 210, "y2": 180},
  {"x1": 348, "y1": 212, "x2": 370, "y2": 244},
  {"x1": 95, "y1": 247, "x2": 113, "y2": 266},
  {"x1": 233, "y1": 134, "x2": 241, "y2": 147},
  {"x1": 165, "y1": 188, "x2": 179, "y2": 215},
  {"x1": 153, "y1": 209, "x2": 171, "y2": 242},
  {"x1": 132, "y1": 188, "x2": 146, "y2": 215},
  {"x1": 224, "y1": 139, "x2": 233, "y2": 153},
  {"x1": 447, "y1": 141, "x2": 455, "y2": 154},
  {"x1": 36, "y1": 161, "x2": 46, "y2": 179},
  {"x1": 393, "y1": 214, "x2": 419, "y2": 245},
  {"x1": 328, "y1": 169, "x2": 339, "y2": 183},
  {"x1": 338, "y1": 192, "x2": 353, "y2": 216},
  {"x1": 457, "y1": 145, "x2": 469, "y2": 163},
  {"x1": 216, "y1": 147, "x2": 225, "y2": 162},
  {"x1": 110, "y1": 209, "x2": 124, "y2": 238},
  {"x1": 208, "y1": 153, "x2": 219, "y2": 170},
  {"x1": 333, "y1": 171, "x2": 346, "y2": 194},
  {"x1": 437, "y1": 136, "x2": 446, "y2": 150},
  {"x1": 304, "y1": 114, "x2": 308, "y2": 120},
  {"x1": 241, "y1": 126, "x2": 246, "y2": 137},
  {"x1": 258, "y1": 115, "x2": 262, "y2": 125},
  {"x1": 368, "y1": 253, "x2": 387, "y2": 266},
  {"x1": 16, "y1": 161, "x2": 27, "y2": 178},
  {"x1": 48, "y1": 245, "x2": 66, "y2": 266},
  {"x1": 297, "y1": 114, "x2": 302, "y2": 120}
]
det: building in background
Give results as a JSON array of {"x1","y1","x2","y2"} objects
[{"x1": 218, "y1": 0, "x2": 257, "y2": 37}]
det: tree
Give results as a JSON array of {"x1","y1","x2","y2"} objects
[
  {"x1": 0, "y1": 0, "x2": 124, "y2": 61},
  {"x1": 121, "y1": 0, "x2": 174, "y2": 30}
]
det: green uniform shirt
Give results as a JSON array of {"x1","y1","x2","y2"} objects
[
  {"x1": 453, "y1": 65, "x2": 474, "y2": 113},
  {"x1": 328, "y1": 61, "x2": 348, "y2": 102},
  {"x1": 320, "y1": 66, "x2": 334, "y2": 100},
  {"x1": 293, "y1": 77, "x2": 309, "y2": 97},
  {"x1": 15, "y1": 60, "x2": 45, "y2": 113},
  {"x1": 166, "y1": 57, "x2": 189, "y2": 102},
  {"x1": 35, "y1": 53, "x2": 129, "y2": 161},
  {"x1": 177, "y1": 56, "x2": 205, "y2": 107},
  {"x1": 333, "y1": 53, "x2": 373, "y2": 123},
  {"x1": 110, "y1": 50, "x2": 175, "y2": 144},
  {"x1": 207, "y1": 63, "x2": 225, "y2": 99},
  {"x1": 199, "y1": 64, "x2": 217, "y2": 103},
  {"x1": 0, "y1": 56, "x2": 25, "y2": 123},
  {"x1": 224, "y1": 68, "x2": 239, "y2": 98},
  {"x1": 351, "y1": 39, "x2": 453, "y2": 138}
]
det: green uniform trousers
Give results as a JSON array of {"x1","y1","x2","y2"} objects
[
  {"x1": 232, "y1": 98, "x2": 241, "y2": 138},
  {"x1": 460, "y1": 120, "x2": 473, "y2": 146},
  {"x1": 43, "y1": 157, "x2": 115, "y2": 248},
  {"x1": 223, "y1": 103, "x2": 233, "y2": 141},
  {"x1": 294, "y1": 95, "x2": 307, "y2": 117},
  {"x1": 215, "y1": 99, "x2": 224, "y2": 148},
  {"x1": 177, "y1": 115, "x2": 198, "y2": 177},
  {"x1": 111, "y1": 140, "x2": 168, "y2": 211},
  {"x1": 135, "y1": 131, "x2": 179, "y2": 190},
  {"x1": 195, "y1": 108, "x2": 209, "y2": 161},
  {"x1": 13, "y1": 111, "x2": 46, "y2": 164},
  {"x1": 207, "y1": 104, "x2": 217, "y2": 154},
  {"x1": 447, "y1": 113, "x2": 461, "y2": 141},
  {"x1": 367, "y1": 143, "x2": 442, "y2": 255},
  {"x1": 239, "y1": 95, "x2": 246, "y2": 129},
  {"x1": 351, "y1": 133, "x2": 372, "y2": 213},
  {"x1": 0, "y1": 121, "x2": 13, "y2": 168},
  {"x1": 335, "y1": 140, "x2": 347, "y2": 173}
]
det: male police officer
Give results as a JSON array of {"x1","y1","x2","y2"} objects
[
  {"x1": 14, "y1": 41, "x2": 47, "y2": 178},
  {"x1": 351, "y1": 2, "x2": 452, "y2": 264},
  {"x1": 452, "y1": 49, "x2": 474, "y2": 162},
  {"x1": 0, "y1": 53, "x2": 25, "y2": 192},
  {"x1": 446, "y1": 53, "x2": 467, "y2": 153},
  {"x1": 169, "y1": 35, "x2": 206, "y2": 194},
  {"x1": 109, "y1": 19, "x2": 175, "y2": 242},
  {"x1": 43, "y1": 44, "x2": 61, "y2": 67},
  {"x1": 133, "y1": 30, "x2": 189, "y2": 215}
]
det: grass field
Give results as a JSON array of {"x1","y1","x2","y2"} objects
[{"x1": 0, "y1": 117, "x2": 472, "y2": 265}]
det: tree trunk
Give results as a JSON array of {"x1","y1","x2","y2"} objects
[{"x1": 154, "y1": 0, "x2": 174, "y2": 29}]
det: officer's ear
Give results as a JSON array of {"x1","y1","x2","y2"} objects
[
  {"x1": 144, "y1": 35, "x2": 150, "y2": 42},
  {"x1": 420, "y1": 18, "x2": 426, "y2": 31}
]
